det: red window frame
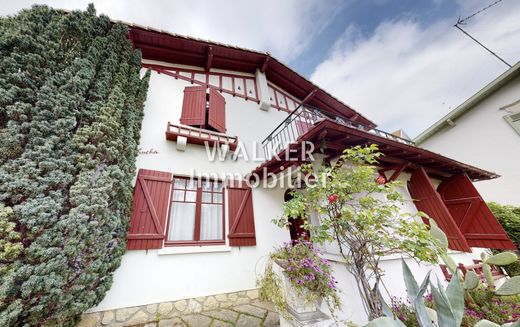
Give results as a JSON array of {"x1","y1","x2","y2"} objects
[{"x1": 165, "y1": 177, "x2": 226, "y2": 246}]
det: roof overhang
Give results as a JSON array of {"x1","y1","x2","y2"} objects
[
  {"x1": 415, "y1": 61, "x2": 520, "y2": 144},
  {"x1": 253, "y1": 119, "x2": 499, "y2": 181},
  {"x1": 125, "y1": 23, "x2": 376, "y2": 128}
]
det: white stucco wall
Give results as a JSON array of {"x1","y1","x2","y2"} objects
[
  {"x1": 92, "y1": 62, "x2": 484, "y2": 325},
  {"x1": 419, "y1": 76, "x2": 520, "y2": 206},
  {"x1": 92, "y1": 64, "x2": 293, "y2": 311}
]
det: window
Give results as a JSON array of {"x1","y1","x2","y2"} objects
[
  {"x1": 166, "y1": 177, "x2": 225, "y2": 245},
  {"x1": 504, "y1": 112, "x2": 520, "y2": 136}
]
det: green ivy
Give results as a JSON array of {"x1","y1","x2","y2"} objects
[{"x1": 0, "y1": 5, "x2": 149, "y2": 326}]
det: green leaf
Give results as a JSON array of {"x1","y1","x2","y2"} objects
[
  {"x1": 440, "y1": 253, "x2": 458, "y2": 274},
  {"x1": 402, "y1": 259, "x2": 419, "y2": 299},
  {"x1": 429, "y1": 219, "x2": 448, "y2": 249},
  {"x1": 365, "y1": 317, "x2": 406, "y2": 327},
  {"x1": 425, "y1": 307, "x2": 438, "y2": 326},
  {"x1": 378, "y1": 289, "x2": 394, "y2": 319},
  {"x1": 445, "y1": 272, "x2": 464, "y2": 326},
  {"x1": 475, "y1": 320, "x2": 501, "y2": 327},
  {"x1": 401, "y1": 260, "x2": 434, "y2": 327},
  {"x1": 431, "y1": 276, "x2": 457, "y2": 327},
  {"x1": 495, "y1": 276, "x2": 520, "y2": 296},
  {"x1": 464, "y1": 271, "x2": 480, "y2": 290},
  {"x1": 485, "y1": 252, "x2": 518, "y2": 266}
]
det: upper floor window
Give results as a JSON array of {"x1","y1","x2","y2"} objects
[
  {"x1": 166, "y1": 177, "x2": 225, "y2": 246},
  {"x1": 180, "y1": 86, "x2": 226, "y2": 133}
]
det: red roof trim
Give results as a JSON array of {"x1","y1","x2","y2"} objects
[
  {"x1": 127, "y1": 25, "x2": 375, "y2": 128},
  {"x1": 252, "y1": 119, "x2": 498, "y2": 181}
]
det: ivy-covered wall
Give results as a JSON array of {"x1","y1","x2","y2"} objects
[{"x1": 0, "y1": 5, "x2": 149, "y2": 326}]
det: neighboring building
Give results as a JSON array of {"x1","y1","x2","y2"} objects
[
  {"x1": 83, "y1": 23, "x2": 516, "y2": 325},
  {"x1": 415, "y1": 62, "x2": 520, "y2": 206}
]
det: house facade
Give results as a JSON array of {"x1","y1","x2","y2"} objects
[
  {"x1": 415, "y1": 63, "x2": 520, "y2": 206},
  {"x1": 83, "y1": 24, "x2": 516, "y2": 326}
]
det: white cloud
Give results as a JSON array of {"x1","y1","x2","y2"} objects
[
  {"x1": 0, "y1": 0, "x2": 340, "y2": 63},
  {"x1": 310, "y1": 0, "x2": 520, "y2": 137}
]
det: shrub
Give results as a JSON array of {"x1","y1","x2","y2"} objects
[
  {"x1": 0, "y1": 5, "x2": 149, "y2": 326},
  {"x1": 258, "y1": 240, "x2": 341, "y2": 319},
  {"x1": 275, "y1": 145, "x2": 440, "y2": 319},
  {"x1": 488, "y1": 202, "x2": 520, "y2": 276}
]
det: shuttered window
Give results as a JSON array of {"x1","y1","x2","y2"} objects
[
  {"x1": 504, "y1": 112, "x2": 520, "y2": 136},
  {"x1": 227, "y1": 180, "x2": 256, "y2": 246},
  {"x1": 408, "y1": 167, "x2": 471, "y2": 252},
  {"x1": 165, "y1": 177, "x2": 225, "y2": 246},
  {"x1": 438, "y1": 174, "x2": 516, "y2": 250},
  {"x1": 127, "y1": 169, "x2": 173, "y2": 250},
  {"x1": 208, "y1": 87, "x2": 226, "y2": 133},
  {"x1": 180, "y1": 86, "x2": 227, "y2": 133},
  {"x1": 180, "y1": 86, "x2": 207, "y2": 128}
]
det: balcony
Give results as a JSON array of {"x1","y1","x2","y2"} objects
[
  {"x1": 261, "y1": 104, "x2": 415, "y2": 160},
  {"x1": 166, "y1": 122, "x2": 238, "y2": 151},
  {"x1": 255, "y1": 104, "x2": 496, "y2": 181}
]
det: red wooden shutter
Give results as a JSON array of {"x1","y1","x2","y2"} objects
[
  {"x1": 438, "y1": 174, "x2": 516, "y2": 250},
  {"x1": 208, "y1": 87, "x2": 226, "y2": 133},
  {"x1": 127, "y1": 169, "x2": 172, "y2": 250},
  {"x1": 180, "y1": 86, "x2": 207, "y2": 127},
  {"x1": 408, "y1": 167, "x2": 471, "y2": 252},
  {"x1": 227, "y1": 180, "x2": 256, "y2": 246}
]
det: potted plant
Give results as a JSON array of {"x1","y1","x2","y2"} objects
[{"x1": 258, "y1": 240, "x2": 341, "y2": 322}]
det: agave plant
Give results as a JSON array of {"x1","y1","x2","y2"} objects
[
  {"x1": 365, "y1": 260, "x2": 520, "y2": 327},
  {"x1": 428, "y1": 218, "x2": 520, "y2": 296}
]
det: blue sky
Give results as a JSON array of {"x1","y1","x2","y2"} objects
[
  {"x1": 293, "y1": 0, "x2": 459, "y2": 76},
  {"x1": 2, "y1": 0, "x2": 520, "y2": 136}
]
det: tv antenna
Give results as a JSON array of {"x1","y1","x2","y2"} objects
[{"x1": 454, "y1": 0, "x2": 512, "y2": 68}]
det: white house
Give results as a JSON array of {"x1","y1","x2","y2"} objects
[
  {"x1": 80, "y1": 23, "x2": 517, "y2": 326},
  {"x1": 415, "y1": 62, "x2": 520, "y2": 206}
]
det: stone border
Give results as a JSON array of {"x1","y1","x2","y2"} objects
[{"x1": 78, "y1": 289, "x2": 260, "y2": 327}]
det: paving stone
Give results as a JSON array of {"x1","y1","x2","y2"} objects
[
  {"x1": 227, "y1": 293, "x2": 238, "y2": 303},
  {"x1": 236, "y1": 314, "x2": 261, "y2": 327},
  {"x1": 203, "y1": 309, "x2": 239, "y2": 322},
  {"x1": 204, "y1": 296, "x2": 219, "y2": 311},
  {"x1": 174, "y1": 300, "x2": 187, "y2": 312},
  {"x1": 147, "y1": 304, "x2": 158, "y2": 314},
  {"x1": 116, "y1": 307, "x2": 140, "y2": 322},
  {"x1": 251, "y1": 301, "x2": 276, "y2": 312},
  {"x1": 143, "y1": 323, "x2": 157, "y2": 327},
  {"x1": 185, "y1": 299, "x2": 202, "y2": 314},
  {"x1": 234, "y1": 304, "x2": 266, "y2": 318},
  {"x1": 215, "y1": 294, "x2": 228, "y2": 302},
  {"x1": 211, "y1": 320, "x2": 233, "y2": 327},
  {"x1": 158, "y1": 302, "x2": 174, "y2": 317},
  {"x1": 123, "y1": 310, "x2": 150, "y2": 326},
  {"x1": 246, "y1": 289, "x2": 259, "y2": 300},
  {"x1": 101, "y1": 310, "x2": 114, "y2": 325},
  {"x1": 77, "y1": 313, "x2": 101, "y2": 327},
  {"x1": 182, "y1": 314, "x2": 212, "y2": 327},
  {"x1": 235, "y1": 297, "x2": 250, "y2": 305},
  {"x1": 262, "y1": 312, "x2": 280, "y2": 327},
  {"x1": 158, "y1": 317, "x2": 186, "y2": 327}
]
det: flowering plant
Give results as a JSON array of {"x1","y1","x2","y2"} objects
[{"x1": 270, "y1": 240, "x2": 341, "y2": 311}]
